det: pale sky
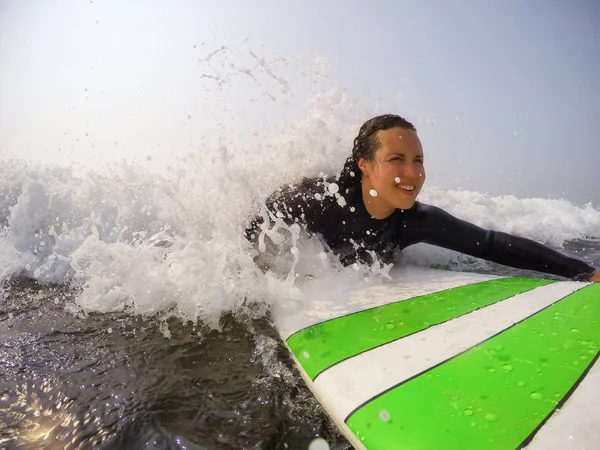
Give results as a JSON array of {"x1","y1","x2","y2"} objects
[{"x1": 1, "y1": 0, "x2": 598, "y2": 205}]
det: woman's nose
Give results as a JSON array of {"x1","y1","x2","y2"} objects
[{"x1": 401, "y1": 162, "x2": 420, "y2": 179}]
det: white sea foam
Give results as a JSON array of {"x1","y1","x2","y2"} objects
[{"x1": 0, "y1": 80, "x2": 369, "y2": 328}]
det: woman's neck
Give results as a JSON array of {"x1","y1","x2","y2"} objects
[{"x1": 360, "y1": 177, "x2": 395, "y2": 219}]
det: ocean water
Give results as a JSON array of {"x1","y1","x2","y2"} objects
[{"x1": 1, "y1": 51, "x2": 599, "y2": 449}]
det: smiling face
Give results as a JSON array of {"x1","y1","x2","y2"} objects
[{"x1": 358, "y1": 127, "x2": 426, "y2": 218}]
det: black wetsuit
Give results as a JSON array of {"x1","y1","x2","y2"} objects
[{"x1": 245, "y1": 175, "x2": 596, "y2": 280}]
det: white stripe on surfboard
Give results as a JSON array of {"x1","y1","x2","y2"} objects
[
  {"x1": 275, "y1": 266, "x2": 498, "y2": 340},
  {"x1": 524, "y1": 356, "x2": 600, "y2": 450},
  {"x1": 312, "y1": 281, "x2": 588, "y2": 423}
]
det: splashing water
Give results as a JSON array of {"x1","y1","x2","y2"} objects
[{"x1": 0, "y1": 49, "x2": 372, "y2": 328}]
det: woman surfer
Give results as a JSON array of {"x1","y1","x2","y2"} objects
[{"x1": 245, "y1": 114, "x2": 598, "y2": 282}]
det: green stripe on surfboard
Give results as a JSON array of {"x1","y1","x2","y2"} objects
[
  {"x1": 346, "y1": 283, "x2": 600, "y2": 450},
  {"x1": 287, "y1": 278, "x2": 554, "y2": 380}
]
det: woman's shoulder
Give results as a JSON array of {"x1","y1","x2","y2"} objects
[
  {"x1": 411, "y1": 201, "x2": 449, "y2": 215},
  {"x1": 402, "y1": 201, "x2": 454, "y2": 225},
  {"x1": 270, "y1": 174, "x2": 352, "y2": 207},
  {"x1": 259, "y1": 174, "x2": 357, "y2": 231}
]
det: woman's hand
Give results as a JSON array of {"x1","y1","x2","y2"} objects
[{"x1": 590, "y1": 271, "x2": 600, "y2": 282}]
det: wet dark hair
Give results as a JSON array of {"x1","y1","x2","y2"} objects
[{"x1": 339, "y1": 114, "x2": 416, "y2": 186}]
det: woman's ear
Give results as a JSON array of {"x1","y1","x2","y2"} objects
[{"x1": 357, "y1": 157, "x2": 371, "y2": 177}]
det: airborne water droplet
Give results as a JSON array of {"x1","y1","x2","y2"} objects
[
  {"x1": 386, "y1": 323, "x2": 396, "y2": 330},
  {"x1": 502, "y1": 364, "x2": 513, "y2": 372},
  {"x1": 302, "y1": 351, "x2": 310, "y2": 359},
  {"x1": 369, "y1": 189, "x2": 378, "y2": 197},
  {"x1": 464, "y1": 409, "x2": 474, "y2": 416},
  {"x1": 395, "y1": 177, "x2": 401, "y2": 183},
  {"x1": 308, "y1": 437, "x2": 330, "y2": 450}
]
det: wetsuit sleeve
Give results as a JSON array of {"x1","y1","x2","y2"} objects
[
  {"x1": 244, "y1": 179, "x2": 327, "y2": 244},
  {"x1": 403, "y1": 203, "x2": 596, "y2": 281}
]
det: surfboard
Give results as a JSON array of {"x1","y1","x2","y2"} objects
[{"x1": 273, "y1": 266, "x2": 600, "y2": 450}]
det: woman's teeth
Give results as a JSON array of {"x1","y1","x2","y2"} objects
[{"x1": 399, "y1": 185, "x2": 415, "y2": 191}]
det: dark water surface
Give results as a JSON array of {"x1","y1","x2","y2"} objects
[{"x1": 0, "y1": 279, "x2": 349, "y2": 450}]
